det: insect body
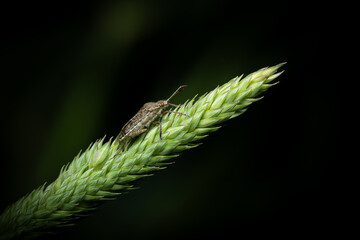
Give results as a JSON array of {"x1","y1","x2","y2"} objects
[{"x1": 116, "y1": 85, "x2": 189, "y2": 150}]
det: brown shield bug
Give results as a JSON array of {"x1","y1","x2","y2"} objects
[{"x1": 116, "y1": 85, "x2": 189, "y2": 150}]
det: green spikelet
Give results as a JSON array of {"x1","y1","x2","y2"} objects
[{"x1": 0, "y1": 63, "x2": 285, "y2": 239}]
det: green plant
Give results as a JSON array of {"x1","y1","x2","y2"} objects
[{"x1": 0, "y1": 63, "x2": 285, "y2": 239}]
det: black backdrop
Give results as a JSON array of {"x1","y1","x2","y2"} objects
[{"x1": 0, "y1": 0, "x2": 345, "y2": 239}]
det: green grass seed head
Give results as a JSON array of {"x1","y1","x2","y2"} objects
[{"x1": 0, "y1": 63, "x2": 285, "y2": 240}]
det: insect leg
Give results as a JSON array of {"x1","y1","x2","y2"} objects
[
  {"x1": 161, "y1": 110, "x2": 190, "y2": 118},
  {"x1": 168, "y1": 103, "x2": 181, "y2": 108},
  {"x1": 112, "y1": 139, "x2": 129, "y2": 158},
  {"x1": 121, "y1": 140, "x2": 129, "y2": 152},
  {"x1": 153, "y1": 121, "x2": 162, "y2": 139}
]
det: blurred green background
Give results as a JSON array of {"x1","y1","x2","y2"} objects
[{"x1": 0, "y1": 0, "x2": 341, "y2": 239}]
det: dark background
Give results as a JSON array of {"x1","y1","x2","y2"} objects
[{"x1": 0, "y1": 0, "x2": 345, "y2": 239}]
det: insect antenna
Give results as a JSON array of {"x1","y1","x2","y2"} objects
[{"x1": 166, "y1": 85, "x2": 188, "y2": 102}]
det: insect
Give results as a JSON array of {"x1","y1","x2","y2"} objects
[{"x1": 116, "y1": 85, "x2": 190, "y2": 150}]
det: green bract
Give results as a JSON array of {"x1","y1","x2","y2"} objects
[{"x1": 0, "y1": 63, "x2": 285, "y2": 239}]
